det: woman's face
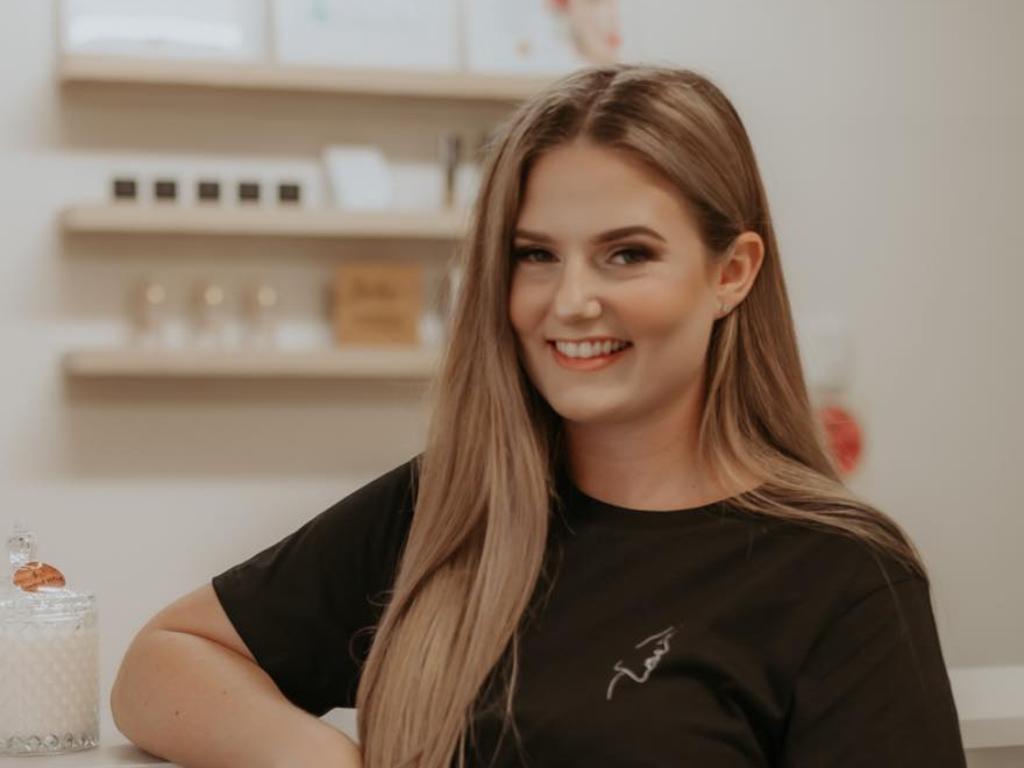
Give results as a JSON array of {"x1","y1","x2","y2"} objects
[{"x1": 509, "y1": 140, "x2": 721, "y2": 427}]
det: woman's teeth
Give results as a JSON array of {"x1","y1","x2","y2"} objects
[{"x1": 553, "y1": 340, "x2": 632, "y2": 358}]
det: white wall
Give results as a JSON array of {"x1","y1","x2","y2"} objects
[
  {"x1": 0, "y1": 0, "x2": 1020, "y2": 763},
  {"x1": 624, "y1": 0, "x2": 1024, "y2": 667}
]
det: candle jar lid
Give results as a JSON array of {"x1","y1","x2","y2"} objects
[{"x1": 1, "y1": 525, "x2": 95, "y2": 623}]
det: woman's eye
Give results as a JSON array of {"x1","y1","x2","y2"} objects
[
  {"x1": 609, "y1": 248, "x2": 652, "y2": 265},
  {"x1": 511, "y1": 247, "x2": 652, "y2": 265},
  {"x1": 512, "y1": 248, "x2": 553, "y2": 263}
]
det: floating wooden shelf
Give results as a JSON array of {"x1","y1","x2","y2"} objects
[
  {"x1": 62, "y1": 347, "x2": 442, "y2": 380},
  {"x1": 58, "y1": 54, "x2": 554, "y2": 102},
  {"x1": 60, "y1": 204, "x2": 469, "y2": 241}
]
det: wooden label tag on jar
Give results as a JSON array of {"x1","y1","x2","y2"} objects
[{"x1": 13, "y1": 561, "x2": 66, "y2": 592}]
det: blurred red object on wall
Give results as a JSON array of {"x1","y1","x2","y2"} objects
[{"x1": 818, "y1": 403, "x2": 864, "y2": 477}]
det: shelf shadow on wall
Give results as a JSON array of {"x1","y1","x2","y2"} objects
[
  {"x1": 57, "y1": 85, "x2": 509, "y2": 159},
  {"x1": 59, "y1": 376, "x2": 434, "y2": 479}
]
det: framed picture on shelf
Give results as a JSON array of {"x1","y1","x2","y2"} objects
[
  {"x1": 60, "y1": 0, "x2": 268, "y2": 60},
  {"x1": 464, "y1": 0, "x2": 623, "y2": 75},
  {"x1": 271, "y1": 0, "x2": 459, "y2": 71}
]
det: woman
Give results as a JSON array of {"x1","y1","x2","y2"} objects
[{"x1": 111, "y1": 64, "x2": 966, "y2": 767}]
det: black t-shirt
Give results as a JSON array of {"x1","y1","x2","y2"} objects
[{"x1": 211, "y1": 455, "x2": 967, "y2": 767}]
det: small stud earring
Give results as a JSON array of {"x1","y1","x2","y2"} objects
[{"x1": 719, "y1": 302, "x2": 731, "y2": 317}]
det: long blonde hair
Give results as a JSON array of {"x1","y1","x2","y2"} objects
[{"x1": 355, "y1": 64, "x2": 928, "y2": 767}]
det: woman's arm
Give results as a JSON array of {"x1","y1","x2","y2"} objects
[{"x1": 111, "y1": 584, "x2": 363, "y2": 768}]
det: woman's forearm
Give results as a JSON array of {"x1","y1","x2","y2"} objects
[{"x1": 111, "y1": 628, "x2": 362, "y2": 768}]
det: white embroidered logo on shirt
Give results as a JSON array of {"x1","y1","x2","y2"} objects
[{"x1": 606, "y1": 625, "x2": 678, "y2": 701}]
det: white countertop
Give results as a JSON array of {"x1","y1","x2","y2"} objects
[
  {"x1": 0, "y1": 742, "x2": 163, "y2": 767},
  {"x1": 2, "y1": 665, "x2": 1021, "y2": 765},
  {"x1": 949, "y1": 665, "x2": 1024, "y2": 750}
]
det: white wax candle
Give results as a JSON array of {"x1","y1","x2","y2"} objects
[{"x1": 0, "y1": 611, "x2": 99, "y2": 751}]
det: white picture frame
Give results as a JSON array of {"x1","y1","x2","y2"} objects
[
  {"x1": 271, "y1": 0, "x2": 459, "y2": 71},
  {"x1": 464, "y1": 0, "x2": 623, "y2": 75},
  {"x1": 60, "y1": 0, "x2": 268, "y2": 60}
]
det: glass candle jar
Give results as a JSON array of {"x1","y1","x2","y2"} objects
[{"x1": 0, "y1": 527, "x2": 99, "y2": 755}]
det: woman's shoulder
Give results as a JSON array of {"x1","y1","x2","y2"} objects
[
  {"x1": 747, "y1": 506, "x2": 927, "y2": 609},
  {"x1": 305, "y1": 453, "x2": 422, "y2": 559},
  {"x1": 324, "y1": 453, "x2": 420, "y2": 515}
]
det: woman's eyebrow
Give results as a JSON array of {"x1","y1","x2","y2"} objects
[{"x1": 513, "y1": 226, "x2": 667, "y2": 245}]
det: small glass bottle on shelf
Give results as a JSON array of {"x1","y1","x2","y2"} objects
[
  {"x1": 127, "y1": 277, "x2": 170, "y2": 348},
  {"x1": 438, "y1": 131, "x2": 462, "y2": 211},
  {"x1": 189, "y1": 280, "x2": 229, "y2": 349},
  {"x1": 241, "y1": 280, "x2": 280, "y2": 348}
]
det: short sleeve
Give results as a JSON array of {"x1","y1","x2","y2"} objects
[
  {"x1": 779, "y1": 575, "x2": 967, "y2": 767},
  {"x1": 211, "y1": 456, "x2": 419, "y2": 716}
]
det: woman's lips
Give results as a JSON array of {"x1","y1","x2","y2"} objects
[{"x1": 547, "y1": 341, "x2": 632, "y2": 371}]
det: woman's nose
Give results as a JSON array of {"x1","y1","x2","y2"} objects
[{"x1": 553, "y1": 260, "x2": 601, "y2": 320}]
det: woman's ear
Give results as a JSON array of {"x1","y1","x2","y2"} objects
[{"x1": 716, "y1": 231, "x2": 765, "y2": 309}]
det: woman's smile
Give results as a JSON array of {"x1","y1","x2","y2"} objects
[{"x1": 548, "y1": 340, "x2": 634, "y2": 371}]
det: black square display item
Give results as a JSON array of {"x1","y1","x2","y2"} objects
[
  {"x1": 278, "y1": 182, "x2": 301, "y2": 204},
  {"x1": 238, "y1": 181, "x2": 260, "y2": 203},
  {"x1": 154, "y1": 179, "x2": 177, "y2": 201},
  {"x1": 197, "y1": 180, "x2": 221, "y2": 202},
  {"x1": 112, "y1": 178, "x2": 137, "y2": 201}
]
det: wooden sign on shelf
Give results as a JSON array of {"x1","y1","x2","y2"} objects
[{"x1": 333, "y1": 261, "x2": 424, "y2": 345}]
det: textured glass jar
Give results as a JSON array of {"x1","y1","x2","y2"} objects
[{"x1": 0, "y1": 527, "x2": 99, "y2": 756}]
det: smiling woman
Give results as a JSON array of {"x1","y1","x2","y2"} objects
[
  {"x1": 118, "y1": 63, "x2": 966, "y2": 768},
  {"x1": 344, "y1": 63, "x2": 966, "y2": 767}
]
